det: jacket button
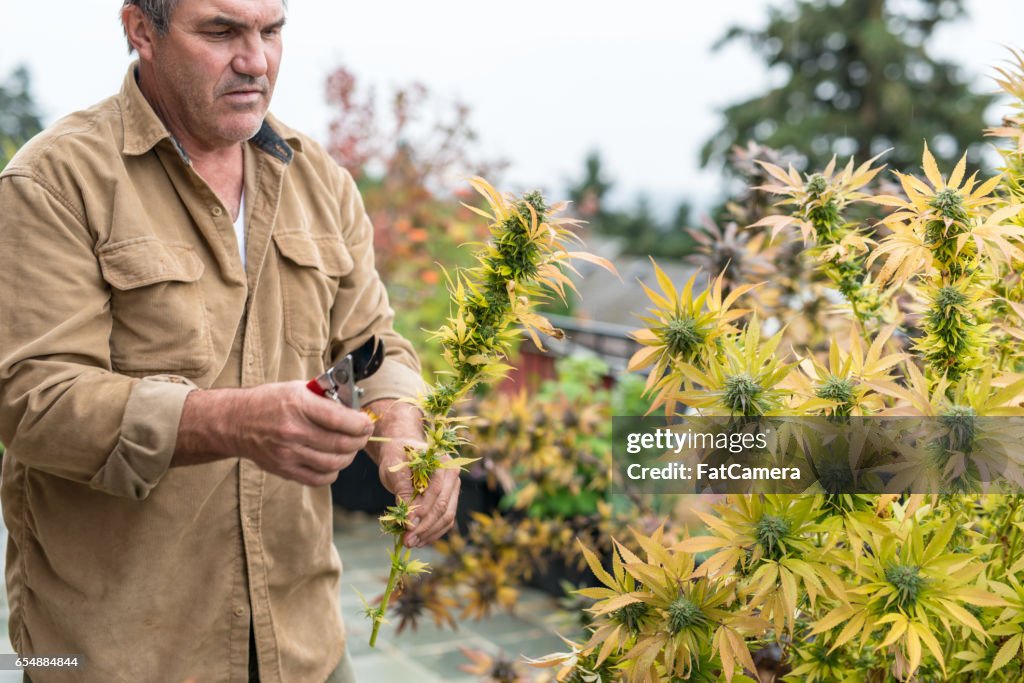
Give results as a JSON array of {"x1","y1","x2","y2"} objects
[
  {"x1": 234, "y1": 606, "x2": 245, "y2": 617},
  {"x1": 211, "y1": 206, "x2": 223, "y2": 217}
]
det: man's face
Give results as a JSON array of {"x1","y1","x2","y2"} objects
[{"x1": 145, "y1": 0, "x2": 285, "y2": 149}]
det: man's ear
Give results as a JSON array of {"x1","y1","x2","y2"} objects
[{"x1": 122, "y1": 5, "x2": 158, "y2": 60}]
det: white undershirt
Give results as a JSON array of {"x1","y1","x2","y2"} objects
[{"x1": 234, "y1": 190, "x2": 246, "y2": 268}]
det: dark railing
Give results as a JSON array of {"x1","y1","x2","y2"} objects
[
  {"x1": 500, "y1": 313, "x2": 642, "y2": 393},
  {"x1": 533, "y1": 313, "x2": 641, "y2": 368}
]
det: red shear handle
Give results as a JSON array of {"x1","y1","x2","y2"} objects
[{"x1": 306, "y1": 378, "x2": 327, "y2": 397}]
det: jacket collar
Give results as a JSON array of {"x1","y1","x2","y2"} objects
[{"x1": 120, "y1": 62, "x2": 302, "y2": 163}]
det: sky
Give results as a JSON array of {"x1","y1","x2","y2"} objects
[{"x1": 2, "y1": 1, "x2": 1024, "y2": 217}]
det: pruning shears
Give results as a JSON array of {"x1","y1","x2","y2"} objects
[{"x1": 305, "y1": 336, "x2": 385, "y2": 410}]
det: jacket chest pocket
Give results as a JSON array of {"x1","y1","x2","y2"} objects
[
  {"x1": 97, "y1": 237, "x2": 213, "y2": 376},
  {"x1": 272, "y1": 231, "x2": 354, "y2": 356}
]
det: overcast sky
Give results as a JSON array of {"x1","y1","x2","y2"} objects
[{"x1": 3, "y1": 1, "x2": 1024, "y2": 216}]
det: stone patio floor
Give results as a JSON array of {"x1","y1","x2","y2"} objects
[{"x1": 0, "y1": 507, "x2": 577, "y2": 683}]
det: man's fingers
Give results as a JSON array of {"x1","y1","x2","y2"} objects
[
  {"x1": 286, "y1": 444, "x2": 356, "y2": 479},
  {"x1": 293, "y1": 464, "x2": 341, "y2": 488},
  {"x1": 301, "y1": 386, "x2": 373, "y2": 437},
  {"x1": 406, "y1": 470, "x2": 460, "y2": 547},
  {"x1": 232, "y1": 381, "x2": 368, "y2": 486},
  {"x1": 297, "y1": 429, "x2": 369, "y2": 459},
  {"x1": 420, "y1": 474, "x2": 460, "y2": 545},
  {"x1": 381, "y1": 461, "x2": 415, "y2": 503},
  {"x1": 378, "y1": 439, "x2": 426, "y2": 503},
  {"x1": 405, "y1": 468, "x2": 444, "y2": 525}
]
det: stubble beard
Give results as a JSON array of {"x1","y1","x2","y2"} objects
[
  {"x1": 167, "y1": 68, "x2": 272, "y2": 147},
  {"x1": 213, "y1": 75, "x2": 273, "y2": 142}
]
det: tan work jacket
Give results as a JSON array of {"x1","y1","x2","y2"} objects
[{"x1": 0, "y1": 65, "x2": 423, "y2": 682}]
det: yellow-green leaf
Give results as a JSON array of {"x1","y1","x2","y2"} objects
[
  {"x1": 906, "y1": 625, "x2": 922, "y2": 675},
  {"x1": 991, "y1": 633, "x2": 1023, "y2": 673},
  {"x1": 676, "y1": 536, "x2": 731, "y2": 553}
]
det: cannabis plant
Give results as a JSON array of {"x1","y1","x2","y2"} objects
[
  {"x1": 752, "y1": 153, "x2": 888, "y2": 325},
  {"x1": 366, "y1": 179, "x2": 614, "y2": 646},
  {"x1": 535, "y1": 48, "x2": 1024, "y2": 682}
]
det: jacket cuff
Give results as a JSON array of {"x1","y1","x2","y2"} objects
[
  {"x1": 89, "y1": 376, "x2": 197, "y2": 499},
  {"x1": 358, "y1": 358, "x2": 426, "y2": 406}
]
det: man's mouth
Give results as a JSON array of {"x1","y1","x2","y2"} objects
[{"x1": 223, "y1": 90, "x2": 264, "y2": 104}]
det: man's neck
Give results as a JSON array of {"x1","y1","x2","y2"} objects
[{"x1": 135, "y1": 67, "x2": 245, "y2": 218}]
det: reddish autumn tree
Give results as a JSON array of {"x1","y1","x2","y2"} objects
[{"x1": 324, "y1": 65, "x2": 505, "y2": 367}]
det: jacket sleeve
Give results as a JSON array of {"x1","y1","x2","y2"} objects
[
  {"x1": 327, "y1": 167, "x2": 426, "y2": 406},
  {"x1": 0, "y1": 172, "x2": 194, "y2": 499}
]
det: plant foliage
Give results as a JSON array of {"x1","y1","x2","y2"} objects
[{"x1": 532, "y1": 47, "x2": 1024, "y2": 682}]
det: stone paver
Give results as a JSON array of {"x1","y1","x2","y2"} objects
[
  {"x1": 0, "y1": 505, "x2": 575, "y2": 683},
  {"x1": 336, "y1": 509, "x2": 574, "y2": 682}
]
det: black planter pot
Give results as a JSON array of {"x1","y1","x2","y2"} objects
[
  {"x1": 527, "y1": 552, "x2": 600, "y2": 598},
  {"x1": 523, "y1": 518, "x2": 610, "y2": 598},
  {"x1": 454, "y1": 471, "x2": 505, "y2": 536},
  {"x1": 331, "y1": 450, "x2": 392, "y2": 514}
]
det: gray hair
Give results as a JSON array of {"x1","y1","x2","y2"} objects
[
  {"x1": 123, "y1": 0, "x2": 179, "y2": 42},
  {"x1": 122, "y1": 1, "x2": 287, "y2": 53}
]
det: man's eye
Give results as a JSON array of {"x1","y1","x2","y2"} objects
[
  {"x1": 262, "y1": 28, "x2": 281, "y2": 38},
  {"x1": 207, "y1": 30, "x2": 231, "y2": 39}
]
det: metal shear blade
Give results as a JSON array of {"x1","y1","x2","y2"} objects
[{"x1": 307, "y1": 336, "x2": 385, "y2": 409}]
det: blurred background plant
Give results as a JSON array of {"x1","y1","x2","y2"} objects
[{"x1": 383, "y1": 356, "x2": 663, "y2": 633}]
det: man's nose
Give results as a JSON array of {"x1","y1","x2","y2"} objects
[{"x1": 232, "y1": 35, "x2": 269, "y2": 79}]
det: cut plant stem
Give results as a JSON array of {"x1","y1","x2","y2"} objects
[{"x1": 368, "y1": 534, "x2": 406, "y2": 647}]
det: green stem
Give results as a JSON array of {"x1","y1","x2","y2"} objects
[
  {"x1": 849, "y1": 294, "x2": 864, "y2": 327},
  {"x1": 369, "y1": 533, "x2": 408, "y2": 647},
  {"x1": 1000, "y1": 495, "x2": 1021, "y2": 536},
  {"x1": 1008, "y1": 526, "x2": 1022, "y2": 570},
  {"x1": 1002, "y1": 496, "x2": 1023, "y2": 567}
]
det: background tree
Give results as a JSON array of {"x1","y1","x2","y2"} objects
[
  {"x1": 0, "y1": 65, "x2": 43, "y2": 169},
  {"x1": 701, "y1": 0, "x2": 994, "y2": 175},
  {"x1": 567, "y1": 151, "x2": 695, "y2": 259},
  {"x1": 568, "y1": 151, "x2": 615, "y2": 223}
]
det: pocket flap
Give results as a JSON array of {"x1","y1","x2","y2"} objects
[
  {"x1": 273, "y1": 231, "x2": 354, "y2": 277},
  {"x1": 98, "y1": 237, "x2": 204, "y2": 290}
]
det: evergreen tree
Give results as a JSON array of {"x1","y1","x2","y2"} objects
[
  {"x1": 568, "y1": 150, "x2": 614, "y2": 221},
  {"x1": 0, "y1": 65, "x2": 43, "y2": 168},
  {"x1": 701, "y1": 0, "x2": 993, "y2": 174},
  {"x1": 567, "y1": 151, "x2": 695, "y2": 258}
]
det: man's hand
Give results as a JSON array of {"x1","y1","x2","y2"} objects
[
  {"x1": 364, "y1": 399, "x2": 461, "y2": 548},
  {"x1": 174, "y1": 381, "x2": 373, "y2": 487}
]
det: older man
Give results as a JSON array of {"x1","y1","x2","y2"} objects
[{"x1": 0, "y1": 1, "x2": 460, "y2": 681}]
